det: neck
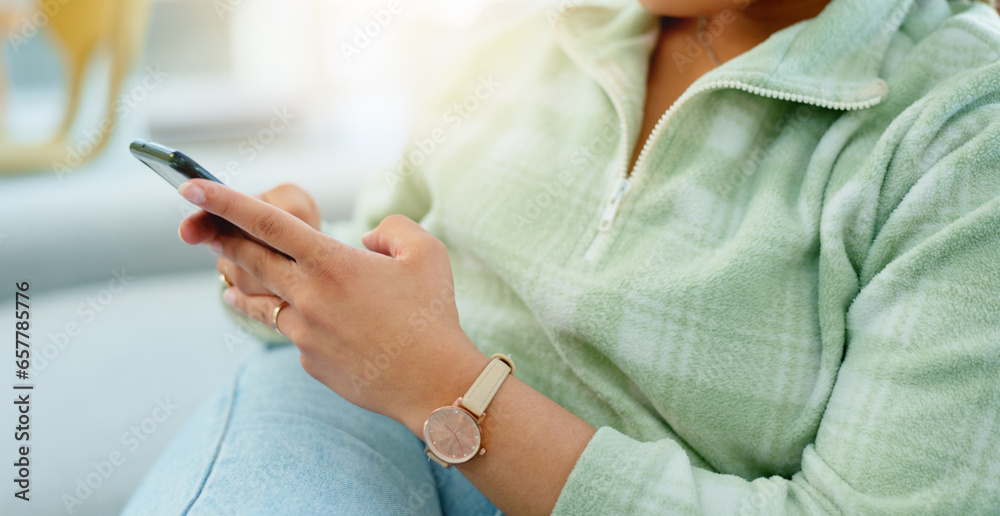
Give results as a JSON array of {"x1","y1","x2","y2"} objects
[
  {"x1": 697, "y1": 0, "x2": 833, "y2": 63},
  {"x1": 630, "y1": 0, "x2": 834, "y2": 171}
]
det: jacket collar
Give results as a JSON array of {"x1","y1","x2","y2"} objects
[{"x1": 549, "y1": 0, "x2": 917, "y2": 112}]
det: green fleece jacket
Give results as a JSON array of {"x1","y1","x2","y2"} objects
[{"x1": 226, "y1": 0, "x2": 1000, "y2": 513}]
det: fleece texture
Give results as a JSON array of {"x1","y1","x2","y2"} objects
[{"x1": 227, "y1": 0, "x2": 1000, "y2": 513}]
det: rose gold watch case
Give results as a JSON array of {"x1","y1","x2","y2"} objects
[{"x1": 423, "y1": 397, "x2": 486, "y2": 466}]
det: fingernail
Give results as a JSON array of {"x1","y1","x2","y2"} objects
[
  {"x1": 223, "y1": 288, "x2": 236, "y2": 306},
  {"x1": 209, "y1": 238, "x2": 223, "y2": 257},
  {"x1": 178, "y1": 225, "x2": 186, "y2": 243},
  {"x1": 179, "y1": 182, "x2": 206, "y2": 205}
]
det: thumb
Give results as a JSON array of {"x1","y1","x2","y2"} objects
[
  {"x1": 259, "y1": 184, "x2": 321, "y2": 229},
  {"x1": 361, "y1": 215, "x2": 431, "y2": 260}
]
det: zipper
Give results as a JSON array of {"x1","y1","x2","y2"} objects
[
  {"x1": 597, "y1": 177, "x2": 632, "y2": 232},
  {"x1": 583, "y1": 79, "x2": 884, "y2": 261}
]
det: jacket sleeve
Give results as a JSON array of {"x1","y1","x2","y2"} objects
[{"x1": 553, "y1": 74, "x2": 1000, "y2": 514}]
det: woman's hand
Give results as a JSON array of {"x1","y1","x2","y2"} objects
[
  {"x1": 177, "y1": 179, "x2": 489, "y2": 432},
  {"x1": 180, "y1": 183, "x2": 321, "y2": 296},
  {"x1": 178, "y1": 179, "x2": 597, "y2": 516}
]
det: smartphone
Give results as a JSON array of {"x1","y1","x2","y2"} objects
[
  {"x1": 130, "y1": 139, "x2": 294, "y2": 260},
  {"x1": 129, "y1": 139, "x2": 223, "y2": 188}
]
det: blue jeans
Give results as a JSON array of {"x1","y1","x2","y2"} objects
[{"x1": 122, "y1": 345, "x2": 502, "y2": 516}]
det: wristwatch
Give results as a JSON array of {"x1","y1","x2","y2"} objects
[{"x1": 423, "y1": 353, "x2": 514, "y2": 467}]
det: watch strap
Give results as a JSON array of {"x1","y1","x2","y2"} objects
[
  {"x1": 460, "y1": 354, "x2": 513, "y2": 417},
  {"x1": 425, "y1": 448, "x2": 451, "y2": 468}
]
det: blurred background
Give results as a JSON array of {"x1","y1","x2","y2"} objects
[{"x1": 0, "y1": 0, "x2": 529, "y2": 514}]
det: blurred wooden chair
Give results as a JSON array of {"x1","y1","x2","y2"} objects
[{"x1": 0, "y1": 0, "x2": 151, "y2": 174}]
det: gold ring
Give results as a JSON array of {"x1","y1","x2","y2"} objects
[
  {"x1": 272, "y1": 301, "x2": 290, "y2": 336},
  {"x1": 220, "y1": 273, "x2": 234, "y2": 288}
]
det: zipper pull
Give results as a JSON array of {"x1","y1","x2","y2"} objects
[{"x1": 597, "y1": 177, "x2": 631, "y2": 232}]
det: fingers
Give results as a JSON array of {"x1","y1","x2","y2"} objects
[
  {"x1": 361, "y1": 214, "x2": 438, "y2": 260},
  {"x1": 179, "y1": 179, "x2": 333, "y2": 260},
  {"x1": 212, "y1": 232, "x2": 297, "y2": 301},
  {"x1": 179, "y1": 210, "x2": 236, "y2": 245},
  {"x1": 260, "y1": 184, "x2": 321, "y2": 229},
  {"x1": 223, "y1": 288, "x2": 304, "y2": 340},
  {"x1": 217, "y1": 257, "x2": 272, "y2": 296},
  {"x1": 182, "y1": 185, "x2": 318, "y2": 245}
]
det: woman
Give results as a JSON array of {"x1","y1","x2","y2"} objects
[{"x1": 124, "y1": 0, "x2": 1000, "y2": 514}]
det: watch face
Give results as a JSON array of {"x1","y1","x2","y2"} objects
[{"x1": 424, "y1": 407, "x2": 481, "y2": 464}]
